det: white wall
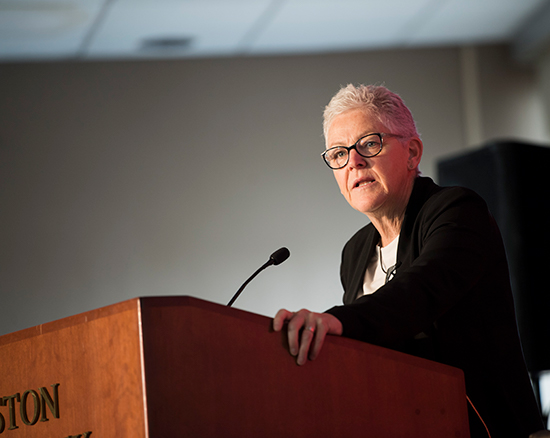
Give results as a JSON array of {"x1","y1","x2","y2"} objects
[
  {"x1": 0, "y1": 45, "x2": 547, "y2": 336},
  {"x1": 478, "y1": 45, "x2": 550, "y2": 144}
]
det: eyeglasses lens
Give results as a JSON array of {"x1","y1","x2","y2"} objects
[
  {"x1": 357, "y1": 134, "x2": 382, "y2": 157},
  {"x1": 324, "y1": 134, "x2": 382, "y2": 169}
]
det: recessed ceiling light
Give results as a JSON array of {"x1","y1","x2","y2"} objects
[{"x1": 140, "y1": 36, "x2": 193, "y2": 51}]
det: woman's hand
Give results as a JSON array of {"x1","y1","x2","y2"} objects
[{"x1": 273, "y1": 309, "x2": 343, "y2": 365}]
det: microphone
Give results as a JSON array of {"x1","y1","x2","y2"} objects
[{"x1": 227, "y1": 247, "x2": 290, "y2": 307}]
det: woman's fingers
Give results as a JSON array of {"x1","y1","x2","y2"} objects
[
  {"x1": 273, "y1": 308, "x2": 293, "y2": 332},
  {"x1": 273, "y1": 309, "x2": 343, "y2": 366}
]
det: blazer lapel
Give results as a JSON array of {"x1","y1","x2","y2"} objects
[{"x1": 344, "y1": 227, "x2": 379, "y2": 305}]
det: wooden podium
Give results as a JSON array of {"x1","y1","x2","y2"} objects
[{"x1": 0, "y1": 296, "x2": 470, "y2": 437}]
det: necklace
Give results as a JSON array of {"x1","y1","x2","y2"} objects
[{"x1": 378, "y1": 245, "x2": 397, "y2": 284}]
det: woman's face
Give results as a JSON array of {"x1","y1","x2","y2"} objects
[{"x1": 326, "y1": 109, "x2": 422, "y2": 219}]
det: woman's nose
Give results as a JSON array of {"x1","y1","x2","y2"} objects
[{"x1": 348, "y1": 148, "x2": 367, "y2": 168}]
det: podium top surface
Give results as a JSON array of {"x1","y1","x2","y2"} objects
[
  {"x1": 0, "y1": 296, "x2": 262, "y2": 346},
  {"x1": 0, "y1": 295, "x2": 465, "y2": 379}
]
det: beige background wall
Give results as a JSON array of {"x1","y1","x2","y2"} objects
[{"x1": 0, "y1": 44, "x2": 548, "y2": 336}]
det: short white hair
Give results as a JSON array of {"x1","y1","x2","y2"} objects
[{"x1": 323, "y1": 84, "x2": 420, "y2": 141}]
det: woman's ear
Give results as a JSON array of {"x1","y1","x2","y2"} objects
[{"x1": 407, "y1": 137, "x2": 423, "y2": 170}]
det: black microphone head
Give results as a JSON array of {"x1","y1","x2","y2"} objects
[{"x1": 270, "y1": 247, "x2": 290, "y2": 266}]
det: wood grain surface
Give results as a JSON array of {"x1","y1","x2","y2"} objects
[{"x1": 0, "y1": 296, "x2": 470, "y2": 437}]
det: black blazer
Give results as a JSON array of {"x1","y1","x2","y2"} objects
[{"x1": 326, "y1": 177, "x2": 543, "y2": 437}]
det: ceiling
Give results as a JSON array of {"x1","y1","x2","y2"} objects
[{"x1": 1, "y1": 0, "x2": 550, "y2": 63}]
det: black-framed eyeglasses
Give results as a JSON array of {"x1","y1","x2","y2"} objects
[{"x1": 321, "y1": 133, "x2": 400, "y2": 170}]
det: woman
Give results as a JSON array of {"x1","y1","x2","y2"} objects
[{"x1": 273, "y1": 84, "x2": 544, "y2": 437}]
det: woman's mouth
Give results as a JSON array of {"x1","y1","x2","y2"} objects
[{"x1": 353, "y1": 178, "x2": 375, "y2": 188}]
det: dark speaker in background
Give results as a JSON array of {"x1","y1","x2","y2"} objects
[{"x1": 438, "y1": 141, "x2": 550, "y2": 375}]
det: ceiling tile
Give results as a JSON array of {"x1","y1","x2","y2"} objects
[
  {"x1": 248, "y1": 0, "x2": 437, "y2": 54},
  {"x1": 87, "y1": 0, "x2": 273, "y2": 59},
  {"x1": 408, "y1": 0, "x2": 549, "y2": 46},
  {"x1": 0, "y1": 0, "x2": 103, "y2": 60}
]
